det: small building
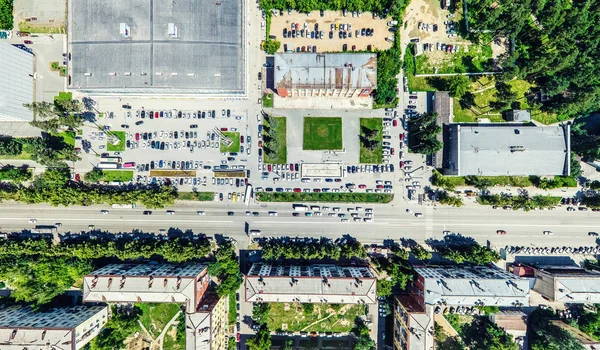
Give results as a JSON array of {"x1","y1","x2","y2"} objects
[
  {"x1": 273, "y1": 53, "x2": 377, "y2": 98},
  {"x1": 506, "y1": 109, "x2": 531, "y2": 122},
  {"x1": 245, "y1": 263, "x2": 377, "y2": 304},
  {"x1": 0, "y1": 43, "x2": 34, "y2": 122},
  {"x1": 413, "y1": 265, "x2": 530, "y2": 307},
  {"x1": 443, "y1": 124, "x2": 571, "y2": 176},
  {"x1": 532, "y1": 265, "x2": 600, "y2": 303},
  {"x1": 392, "y1": 295, "x2": 435, "y2": 350},
  {"x1": 83, "y1": 263, "x2": 210, "y2": 313},
  {"x1": 489, "y1": 310, "x2": 528, "y2": 349},
  {"x1": 0, "y1": 304, "x2": 108, "y2": 350}
]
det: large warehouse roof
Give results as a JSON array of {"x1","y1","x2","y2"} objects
[
  {"x1": 0, "y1": 43, "x2": 33, "y2": 121},
  {"x1": 274, "y1": 53, "x2": 377, "y2": 90},
  {"x1": 445, "y1": 124, "x2": 570, "y2": 176},
  {"x1": 68, "y1": 0, "x2": 244, "y2": 94}
]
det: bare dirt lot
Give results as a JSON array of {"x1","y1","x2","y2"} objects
[{"x1": 270, "y1": 10, "x2": 393, "y2": 53}]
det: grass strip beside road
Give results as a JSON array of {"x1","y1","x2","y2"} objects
[
  {"x1": 303, "y1": 117, "x2": 343, "y2": 150},
  {"x1": 100, "y1": 170, "x2": 134, "y2": 182},
  {"x1": 178, "y1": 192, "x2": 215, "y2": 201},
  {"x1": 228, "y1": 291, "x2": 237, "y2": 325},
  {"x1": 220, "y1": 132, "x2": 241, "y2": 153},
  {"x1": 256, "y1": 192, "x2": 393, "y2": 203},
  {"x1": 359, "y1": 118, "x2": 383, "y2": 164},
  {"x1": 264, "y1": 116, "x2": 287, "y2": 164}
]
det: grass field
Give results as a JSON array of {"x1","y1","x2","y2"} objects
[
  {"x1": 136, "y1": 303, "x2": 181, "y2": 337},
  {"x1": 220, "y1": 132, "x2": 241, "y2": 153},
  {"x1": 56, "y1": 130, "x2": 76, "y2": 147},
  {"x1": 99, "y1": 170, "x2": 134, "y2": 182},
  {"x1": 106, "y1": 131, "x2": 126, "y2": 152},
  {"x1": 303, "y1": 117, "x2": 343, "y2": 150},
  {"x1": 268, "y1": 303, "x2": 366, "y2": 333},
  {"x1": 359, "y1": 118, "x2": 383, "y2": 164},
  {"x1": 256, "y1": 192, "x2": 393, "y2": 203},
  {"x1": 415, "y1": 44, "x2": 493, "y2": 74},
  {"x1": 264, "y1": 116, "x2": 287, "y2": 164},
  {"x1": 263, "y1": 93, "x2": 274, "y2": 108},
  {"x1": 177, "y1": 192, "x2": 215, "y2": 201},
  {"x1": 54, "y1": 92, "x2": 72, "y2": 101},
  {"x1": 19, "y1": 22, "x2": 66, "y2": 34}
]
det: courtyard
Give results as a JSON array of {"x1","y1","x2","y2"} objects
[
  {"x1": 303, "y1": 117, "x2": 343, "y2": 150},
  {"x1": 267, "y1": 302, "x2": 366, "y2": 333}
]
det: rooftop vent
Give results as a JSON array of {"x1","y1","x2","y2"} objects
[
  {"x1": 168, "y1": 23, "x2": 178, "y2": 38},
  {"x1": 119, "y1": 23, "x2": 130, "y2": 38}
]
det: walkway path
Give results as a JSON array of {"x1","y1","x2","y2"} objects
[{"x1": 156, "y1": 310, "x2": 182, "y2": 350}]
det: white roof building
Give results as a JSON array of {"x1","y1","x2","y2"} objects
[
  {"x1": 245, "y1": 263, "x2": 377, "y2": 304},
  {"x1": 414, "y1": 265, "x2": 530, "y2": 307},
  {"x1": 0, "y1": 305, "x2": 108, "y2": 350},
  {"x1": 83, "y1": 263, "x2": 209, "y2": 313},
  {"x1": 532, "y1": 265, "x2": 600, "y2": 303},
  {"x1": 0, "y1": 43, "x2": 34, "y2": 121}
]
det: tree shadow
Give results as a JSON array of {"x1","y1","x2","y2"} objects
[{"x1": 426, "y1": 234, "x2": 477, "y2": 248}]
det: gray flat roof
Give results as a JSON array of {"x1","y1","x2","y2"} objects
[
  {"x1": 274, "y1": 53, "x2": 377, "y2": 90},
  {"x1": 69, "y1": 0, "x2": 244, "y2": 93},
  {"x1": 446, "y1": 124, "x2": 570, "y2": 176},
  {"x1": 0, "y1": 43, "x2": 33, "y2": 122}
]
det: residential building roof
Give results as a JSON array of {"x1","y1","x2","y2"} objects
[
  {"x1": 415, "y1": 265, "x2": 530, "y2": 307},
  {"x1": 245, "y1": 263, "x2": 377, "y2": 304},
  {"x1": 0, "y1": 305, "x2": 108, "y2": 350},
  {"x1": 532, "y1": 266, "x2": 600, "y2": 303},
  {"x1": 83, "y1": 263, "x2": 209, "y2": 312},
  {"x1": 445, "y1": 124, "x2": 570, "y2": 176},
  {"x1": 0, "y1": 43, "x2": 33, "y2": 122},
  {"x1": 394, "y1": 295, "x2": 435, "y2": 350},
  {"x1": 273, "y1": 53, "x2": 377, "y2": 90}
]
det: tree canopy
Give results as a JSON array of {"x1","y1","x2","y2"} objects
[
  {"x1": 462, "y1": 317, "x2": 519, "y2": 350},
  {"x1": 208, "y1": 241, "x2": 243, "y2": 297}
]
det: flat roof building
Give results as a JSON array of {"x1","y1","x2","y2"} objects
[
  {"x1": 186, "y1": 290, "x2": 229, "y2": 350},
  {"x1": 273, "y1": 53, "x2": 377, "y2": 98},
  {"x1": 0, "y1": 304, "x2": 108, "y2": 350},
  {"x1": 392, "y1": 295, "x2": 435, "y2": 350},
  {"x1": 506, "y1": 109, "x2": 531, "y2": 122},
  {"x1": 532, "y1": 265, "x2": 600, "y2": 303},
  {"x1": 443, "y1": 124, "x2": 570, "y2": 176},
  {"x1": 83, "y1": 263, "x2": 209, "y2": 313},
  {"x1": 413, "y1": 265, "x2": 530, "y2": 307},
  {"x1": 0, "y1": 43, "x2": 34, "y2": 121},
  {"x1": 245, "y1": 263, "x2": 377, "y2": 304},
  {"x1": 68, "y1": 0, "x2": 244, "y2": 95},
  {"x1": 489, "y1": 311, "x2": 528, "y2": 350}
]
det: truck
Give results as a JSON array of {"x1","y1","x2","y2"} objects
[
  {"x1": 293, "y1": 204, "x2": 309, "y2": 212},
  {"x1": 387, "y1": 20, "x2": 398, "y2": 26},
  {"x1": 96, "y1": 162, "x2": 119, "y2": 169},
  {"x1": 111, "y1": 203, "x2": 136, "y2": 209}
]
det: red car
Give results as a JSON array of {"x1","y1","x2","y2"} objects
[
  {"x1": 258, "y1": 140, "x2": 263, "y2": 147},
  {"x1": 391, "y1": 148, "x2": 395, "y2": 155},
  {"x1": 393, "y1": 119, "x2": 398, "y2": 127},
  {"x1": 400, "y1": 133, "x2": 405, "y2": 140},
  {"x1": 24, "y1": 40, "x2": 33, "y2": 45},
  {"x1": 236, "y1": 333, "x2": 240, "y2": 342},
  {"x1": 313, "y1": 189, "x2": 321, "y2": 193},
  {"x1": 497, "y1": 230, "x2": 507, "y2": 235},
  {"x1": 289, "y1": 164, "x2": 294, "y2": 171},
  {"x1": 358, "y1": 184, "x2": 367, "y2": 189},
  {"x1": 293, "y1": 188, "x2": 301, "y2": 192},
  {"x1": 400, "y1": 161, "x2": 405, "y2": 168},
  {"x1": 154, "y1": 111, "x2": 159, "y2": 118},
  {"x1": 268, "y1": 164, "x2": 272, "y2": 172},
  {"x1": 135, "y1": 133, "x2": 140, "y2": 141},
  {"x1": 376, "y1": 185, "x2": 384, "y2": 189},
  {"x1": 74, "y1": 174, "x2": 81, "y2": 182},
  {"x1": 240, "y1": 136, "x2": 244, "y2": 143},
  {"x1": 220, "y1": 127, "x2": 228, "y2": 131},
  {"x1": 295, "y1": 23, "x2": 299, "y2": 30}
]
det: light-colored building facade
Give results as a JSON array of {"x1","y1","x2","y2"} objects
[
  {"x1": 186, "y1": 291, "x2": 229, "y2": 350},
  {"x1": 0, "y1": 304, "x2": 108, "y2": 350},
  {"x1": 532, "y1": 265, "x2": 600, "y2": 303},
  {"x1": 392, "y1": 295, "x2": 435, "y2": 350},
  {"x1": 0, "y1": 43, "x2": 34, "y2": 121},
  {"x1": 245, "y1": 263, "x2": 377, "y2": 304},
  {"x1": 413, "y1": 265, "x2": 530, "y2": 307},
  {"x1": 273, "y1": 53, "x2": 377, "y2": 98}
]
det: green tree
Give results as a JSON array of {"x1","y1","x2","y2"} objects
[
  {"x1": 529, "y1": 308, "x2": 586, "y2": 350},
  {"x1": 352, "y1": 320, "x2": 375, "y2": 350},
  {"x1": 411, "y1": 244, "x2": 432, "y2": 261},
  {"x1": 447, "y1": 75, "x2": 471, "y2": 98},
  {"x1": 252, "y1": 303, "x2": 271, "y2": 325},
  {"x1": 463, "y1": 317, "x2": 518, "y2": 350},
  {"x1": 263, "y1": 40, "x2": 281, "y2": 54},
  {"x1": 89, "y1": 306, "x2": 141, "y2": 350},
  {"x1": 578, "y1": 310, "x2": 600, "y2": 340},
  {"x1": 438, "y1": 191, "x2": 464, "y2": 207},
  {"x1": 247, "y1": 324, "x2": 272, "y2": 350},
  {"x1": 84, "y1": 169, "x2": 104, "y2": 183},
  {"x1": 207, "y1": 241, "x2": 243, "y2": 297}
]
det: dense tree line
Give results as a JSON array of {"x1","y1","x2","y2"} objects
[
  {"x1": 260, "y1": 236, "x2": 367, "y2": 261},
  {"x1": 429, "y1": 236, "x2": 501, "y2": 265},
  {"x1": 478, "y1": 193, "x2": 561, "y2": 210},
  {"x1": 352, "y1": 319, "x2": 375, "y2": 350},
  {"x1": 407, "y1": 112, "x2": 443, "y2": 155},
  {"x1": 207, "y1": 241, "x2": 243, "y2": 297},
  {"x1": 0, "y1": 165, "x2": 32, "y2": 183},
  {"x1": 24, "y1": 99, "x2": 85, "y2": 133},
  {"x1": 0, "y1": 0, "x2": 12, "y2": 30},
  {"x1": 89, "y1": 306, "x2": 141, "y2": 350},
  {"x1": 247, "y1": 303, "x2": 272, "y2": 350},
  {"x1": 467, "y1": 0, "x2": 600, "y2": 119},
  {"x1": 0, "y1": 168, "x2": 176, "y2": 208},
  {"x1": 0, "y1": 135, "x2": 79, "y2": 167},
  {"x1": 260, "y1": 0, "x2": 407, "y2": 17},
  {"x1": 528, "y1": 308, "x2": 585, "y2": 350}
]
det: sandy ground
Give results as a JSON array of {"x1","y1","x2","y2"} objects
[{"x1": 270, "y1": 10, "x2": 393, "y2": 53}]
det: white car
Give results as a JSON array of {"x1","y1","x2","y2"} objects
[
  {"x1": 197, "y1": 211, "x2": 205, "y2": 215},
  {"x1": 269, "y1": 211, "x2": 278, "y2": 216}
]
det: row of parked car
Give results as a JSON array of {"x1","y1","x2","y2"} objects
[{"x1": 135, "y1": 109, "x2": 236, "y2": 120}]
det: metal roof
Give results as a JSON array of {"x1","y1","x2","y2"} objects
[
  {"x1": 415, "y1": 266, "x2": 530, "y2": 307},
  {"x1": 245, "y1": 263, "x2": 377, "y2": 304},
  {"x1": 446, "y1": 124, "x2": 570, "y2": 176},
  {"x1": 274, "y1": 53, "x2": 377, "y2": 90},
  {"x1": 0, "y1": 43, "x2": 33, "y2": 121}
]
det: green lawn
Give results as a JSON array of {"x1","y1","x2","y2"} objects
[
  {"x1": 106, "y1": 131, "x2": 126, "y2": 152},
  {"x1": 177, "y1": 192, "x2": 215, "y2": 201},
  {"x1": 256, "y1": 192, "x2": 393, "y2": 203},
  {"x1": 264, "y1": 116, "x2": 287, "y2": 164},
  {"x1": 267, "y1": 303, "x2": 366, "y2": 333},
  {"x1": 415, "y1": 44, "x2": 493, "y2": 74},
  {"x1": 359, "y1": 118, "x2": 383, "y2": 164},
  {"x1": 303, "y1": 117, "x2": 343, "y2": 150},
  {"x1": 56, "y1": 130, "x2": 76, "y2": 147},
  {"x1": 54, "y1": 92, "x2": 72, "y2": 101},
  {"x1": 136, "y1": 303, "x2": 182, "y2": 336},
  {"x1": 220, "y1": 132, "x2": 241, "y2": 153},
  {"x1": 100, "y1": 170, "x2": 134, "y2": 182},
  {"x1": 263, "y1": 93, "x2": 274, "y2": 108}
]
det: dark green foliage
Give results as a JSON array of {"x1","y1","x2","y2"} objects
[
  {"x1": 259, "y1": 236, "x2": 366, "y2": 261},
  {"x1": 0, "y1": 165, "x2": 31, "y2": 182},
  {"x1": 247, "y1": 303, "x2": 272, "y2": 350},
  {"x1": 374, "y1": 32, "x2": 402, "y2": 105},
  {"x1": 207, "y1": 241, "x2": 243, "y2": 297},
  {"x1": 89, "y1": 306, "x2": 141, "y2": 350},
  {"x1": 256, "y1": 192, "x2": 393, "y2": 203},
  {"x1": 478, "y1": 193, "x2": 561, "y2": 210},
  {"x1": 352, "y1": 320, "x2": 375, "y2": 350},
  {"x1": 0, "y1": 138, "x2": 23, "y2": 156},
  {"x1": 529, "y1": 308, "x2": 586, "y2": 350},
  {"x1": 259, "y1": 0, "x2": 405, "y2": 18},
  {"x1": 438, "y1": 191, "x2": 464, "y2": 207},
  {"x1": 84, "y1": 169, "x2": 104, "y2": 183},
  {"x1": 302, "y1": 303, "x2": 314, "y2": 315},
  {"x1": 24, "y1": 100, "x2": 84, "y2": 133},
  {"x1": 434, "y1": 240, "x2": 501, "y2": 265},
  {"x1": 578, "y1": 309, "x2": 600, "y2": 340},
  {"x1": 462, "y1": 317, "x2": 519, "y2": 350},
  {"x1": 0, "y1": 0, "x2": 13, "y2": 30},
  {"x1": 407, "y1": 112, "x2": 443, "y2": 155},
  {"x1": 263, "y1": 40, "x2": 281, "y2": 54}
]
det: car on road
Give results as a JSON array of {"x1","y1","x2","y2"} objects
[
  {"x1": 249, "y1": 230, "x2": 261, "y2": 236},
  {"x1": 227, "y1": 211, "x2": 235, "y2": 216},
  {"x1": 269, "y1": 211, "x2": 278, "y2": 216},
  {"x1": 166, "y1": 210, "x2": 175, "y2": 215},
  {"x1": 543, "y1": 230, "x2": 553, "y2": 235},
  {"x1": 414, "y1": 213, "x2": 423, "y2": 217},
  {"x1": 143, "y1": 211, "x2": 152, "y2": 215},
  {"x1": 29, "y1": 219, "x2": 37, "y2": 224},
  {"x1": 100, "y1": 210, "x2": 109, "y2": 215},
  {"x1": 496, "y1": 230, "x2": 506, "y2": 235},
  {"x1": 197, "y1": 211, "x2": 205, "y2": 215}
]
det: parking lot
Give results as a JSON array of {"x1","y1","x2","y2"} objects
[{"x1": 270, "y1": 10, "x2": 394, "y2": 53}]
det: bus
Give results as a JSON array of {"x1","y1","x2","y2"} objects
[
  {"x1": 100, "y1": 157, "x2": 122, "y2": 163},
  {"x1": 244, "y1": 184, "x2": 253, "y2": 206},
  {"x1": 32, "y1": 225, "x2": 57, "y2": 234},
  {"x1": 96, "y1": 162, "x2": 119, "y2": 169}
]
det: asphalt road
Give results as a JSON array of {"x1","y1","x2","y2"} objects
[{"x1": 3, "y1": 201, "x2": 599, "y2": 249}]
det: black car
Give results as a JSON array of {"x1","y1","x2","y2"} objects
[
  {"x1": 227, "y1": 211, "x2": 235, "y2": 216},
  {"x1": 295, "y1": 164, "x2": 299, "y2": 171},
  {"x1": 185, "y1": 132, "x2": 189, "y2": 138},
  {"x1": 178, "y1": 111, "x2": 182, "y2": 118},
  {"x1": 320, "y1": 9, "x2": 324, "y2": 16},
  {"x1": 361, "y1": 28, "x2": 366, "y2": 36},
  {"x1": 126, "y1": 140, "x2": 131, "y2": 148},
  {"x1": 265, "y1": 188, "x2": 273, "y2": 192},
  {"x1": 190, "y1": 124, "x2": 198, "y2": 129},
  {"x1": 258, "y1": 72, "x2": 262, "y2": 80},
  {"x1": 283, "y1": 28, "x2": 288, "y2": 37},
  {"x1": 329, "y1": 31, "x2": 333, "y2": 39},
  {"x1": 160, "y1": 142, "x2": 165, "y2": 150},
  {"x1": 143, "y1": 211, "x2": 152, "y2": 215},
  {"x1": 227, "y1": 109, "x2": 231, "y2": 117},
  {"x1": 174, "y1": 131, "x2": 178, "y2": 139},
  {"x1": 258, "y1": 149, "x2": 263, "y2": 156},
  {"x1": 236, "y1": 179, "x2": 240, "y2": 186},
  {"x1": 343, "y1": 44, "x2": 347, "y2": 51},
  {"x1": 339, "y1": 31, "x2": 343, "y2": 39},
  {"x1": 151, "y1": 141, "x2": 156, "y2": 148},
  {"x1": 312, "y1": 46, "x2": 317, "y2": 53},
  {"x1": 145, "y1": 164, "x2": 149, "y2": 171},
  {"x1": 135, "y1": 120, "x2": 144, "y2": 125},
  {"x1": 343, "y1": 31, "x2": 347, "y2": 39},
  {"x1": 185, "y1": 161, "x2": 190, "y2": 169},
  {"x1": 121, "y1": 124, "x2": 129, "y2": 128},
  {"x1": 202, "y1": 111, "x2": 206, "y2": 118}
]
